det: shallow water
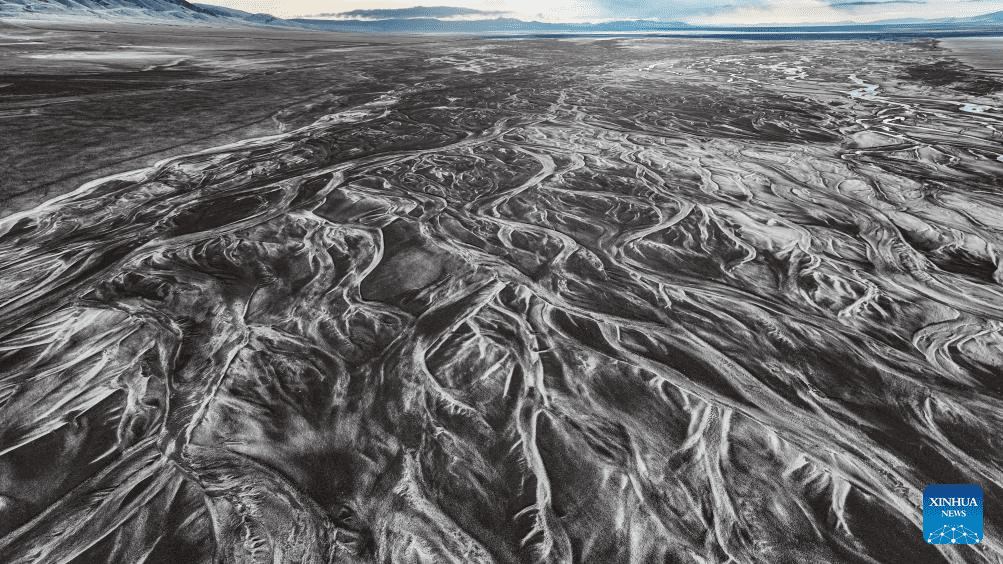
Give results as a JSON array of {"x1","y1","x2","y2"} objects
[{"x1": 0, "y1": 37, "x2": 1002, "y2": 563}]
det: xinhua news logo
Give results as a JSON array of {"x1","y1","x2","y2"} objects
[{"x1": 924, "y1": 484, "x2": 983, "y2": 545}]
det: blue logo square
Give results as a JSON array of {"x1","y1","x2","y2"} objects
[{"x1": 924, "y1": 484, "x2": 983, "y2": 544}]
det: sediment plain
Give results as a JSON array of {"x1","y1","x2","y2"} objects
[{"x1": 1, "y1": 25, "x2": 1003, "y2": 563}]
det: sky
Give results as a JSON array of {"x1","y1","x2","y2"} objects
[{"x1": 212, "y1": 0, "x2": 1003, "y2": 24}]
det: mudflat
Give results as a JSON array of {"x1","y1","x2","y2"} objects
[
  {"x1": 1, "y1": 24, "x2": 1003, "y2": 563},
  {"x1": 940, "y1": 36, "x2": 1003, "y2": 76},
  {"x1": 0, "y1": 22, "x2": 437, "y2": 215}
]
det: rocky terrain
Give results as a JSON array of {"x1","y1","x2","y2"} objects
[{"x1": 1, "y1": 32, "x2": 1002, "y2": 563}]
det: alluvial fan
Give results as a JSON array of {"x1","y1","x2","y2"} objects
[{"x1": 1, "y1": 38, "x2": 1002, "y2": 563}]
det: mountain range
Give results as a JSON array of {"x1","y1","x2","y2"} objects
[
  {"x1": 0, "y1": 0, "x2": 304, "y2": 27},
  {"x1": 290, "y1": 16, "x2": 693, "y2": 34},
  {"x1": 0, "y1": 0, "x2": 1002, "y2": 32}
]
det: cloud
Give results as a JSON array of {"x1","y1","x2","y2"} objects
[{"x1": 690, "y1": 0, "x2": 852, "y2": 24}]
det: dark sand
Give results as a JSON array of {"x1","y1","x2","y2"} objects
[
  {"x1": 0, "y1": 22, "x2": 452, "y2": 217},
  {"x1": 941, "y1": 36, "x2": 1003, "y2": 76}
]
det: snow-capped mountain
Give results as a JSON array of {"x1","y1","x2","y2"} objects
[{"x1": 0, "y1": 0, "x2": 299, "y2": 27}]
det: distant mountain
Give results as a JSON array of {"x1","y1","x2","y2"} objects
[
  {"x1": 191, "y1": 3, "x2": 306, "y2": 27},
  {"x1": 958, "y1": 10, "x2": 1003, "y2": 23},
  {"x1": 293, "y1": 16, "x2": 692, "y2": 34},
  {"x1": 868, "y1": 10, "x2": 1003, "y2": 24},
  {"x1": 0, "y1": 0, "x2": 299, "y2": 27},
  {"x1": 865, "y1": 17, "x2": 936, "y2": 24},
  {"x1": 2, "y1": 0, "x2": 1002, "y2": 33},
  {"x1": 309, "y1": 6, "x2": 508, "y2": 20}
]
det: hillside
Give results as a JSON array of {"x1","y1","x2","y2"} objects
[{"x1": 0, "y1": 0, "x2": 297, "y2": 27}]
